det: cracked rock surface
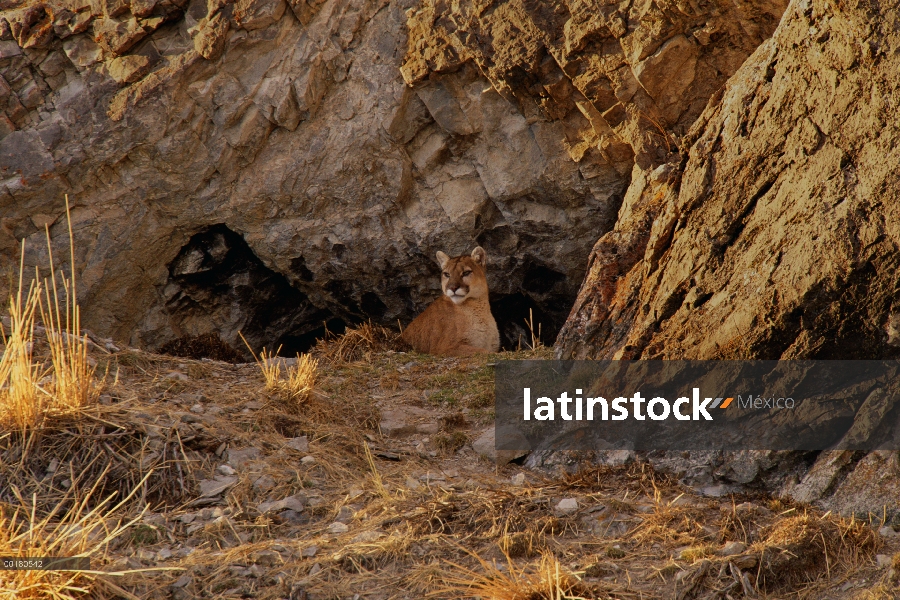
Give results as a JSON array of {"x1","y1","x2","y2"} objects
[{"x1": 0, "y1": 0, "x2": 786, "y2": 355}]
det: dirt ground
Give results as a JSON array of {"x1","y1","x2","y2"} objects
[{"x1": 2, "y1": 329, "x2": 900, "y2": 600}]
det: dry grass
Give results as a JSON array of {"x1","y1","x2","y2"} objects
[
  {"x1": 0, "y1": 200, "x2": 97, "y2": 430},
  {"x1": 312, "y1": 321, "x2": 406, "y2": 365},
  {"x1": 240, "y1": 333, "x2": 319, "y2": 408},
  {"x1": 434, "y1": 551, "x2": 588, "y2": 600},
  {"x1": 0, "y1": 472, "x2": 152, "y2": 600},
  {"x1": 0, "y1": 256, "x2": 47, "y2": 430}
]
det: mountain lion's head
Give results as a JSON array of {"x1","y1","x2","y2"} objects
[{"x1": 435, "y1": 247, "x2": 489, "y2": 305}]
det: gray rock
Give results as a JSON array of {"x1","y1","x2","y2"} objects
[
  {"x1": 471, "y1": 426, "x2": 529, "y2": 465},
  {"x1": 252, "y1": 475, "x2": 276, "y2": 492},
  {"x1": 258, "y1": 493, "x2": 306, "y2": 514},
  {"x1": 227, "y1": 447, "x2": 262, "y2": 468},
  {"x1": 555, "y1": 498, "x2": 578, "y2": 515},
  {"x1": 716, "y1": 541, "x2": 746, "y2": 557},
  {"x1": 327, "y1": 522, "x2": 348, "y2": 534},
  {"x1": 285, "y1": 436, "x2": 309, "y2": 452},
  {"x1": 198, "y1": 475, "x2": 237, "y2": 497}
]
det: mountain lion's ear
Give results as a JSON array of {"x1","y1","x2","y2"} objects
[
  {"x1": 471, "y1": 246, "x2": 487, "y2": 266},
  {"x1": 436, "y1": 251, "x2": 450, "y2": 268}
]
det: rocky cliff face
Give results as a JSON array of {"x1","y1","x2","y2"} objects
[
  {"x1": 555, "y1": 0, "x2": 900, "y2": 363},
  {"x1": 0, "y1": 0, "x2": 786, "y2": 356},
  {"x1": 553, "y1": 0, "x2": 900, "y2": 513},
  {"x1": 0, "y1": 0, "x2": 611, "y2": 355}
]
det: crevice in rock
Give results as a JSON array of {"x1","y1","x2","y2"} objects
[
  {"x1": 161, "y1": 224, "x2": 336, "y2": 359},
  {"x1": 490, "y1": 292, "x2": 556, "y2": 351}
]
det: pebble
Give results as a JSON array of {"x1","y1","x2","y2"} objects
[
  {"x1": 309, "y1": 563, "x2": 322, "y2": 575},
  {"x1": 511, "y1": 473, "x2": 526, "y2": 486},
  {"x1": 876, "y1": 554, "x2": 893, "y2": 568},
  {"x1": 879, "y1": 526, "x2": 899, "y2": 538},
  {"x1": 328, "y1": 522, "x2": 349, "y2": 534},
  {"x1": 301, "y1": 456, "x2": 316, "y2": 465},
  {"x1": 190, "y1": 404, "x2": 204, "y2": 414},
  {"x1": 286, "y1": 436, "x2": 309, "y2": 452},
  {"x1": 252, "y1": 475, "x2": 275, "y2": 492},
  {"x1": 301, "y1": 545, "x2": 318, "y2": 558},
  {"x1": 555, "y1": 498, "x2": 578, "y2": 515},
  {"x1": 716, "y1": 541, "x2": 746, "y2": 556},
  {"x1": 217, "y1": 464, "x2": 236, "y2": 476},
  {"x1": 335, "y1": 506, "x2": 354, "y2": 523},
  {"x1": 405, "y1": 477, "x2": 421, "y2": 491}
]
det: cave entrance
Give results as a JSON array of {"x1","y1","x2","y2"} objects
[
  {"x1": 160, "y1": 224, "x2": 338, "y2": 361},
  {"x1": 491, "y1": 293, "x2": 557, "y2": 351}
]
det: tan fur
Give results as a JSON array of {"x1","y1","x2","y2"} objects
[{"x1": 401, "y1": 247, "x2": 500, "y2": 357}]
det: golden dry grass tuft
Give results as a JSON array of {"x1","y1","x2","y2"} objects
[
  {"x1": 0, "y1": 263, "x2": 47, "y2": 430},
  {"x1": 0, "y1": 200, "x2": 98, "y2": 430},
  {"x1": 240, "y1": 333, "x2": 319, "y2": 409},
  {"x1": 753, "y1": 511, "x2": 879, "y2": 589},
  {"x1": 0, "y1": 472, "x2": 151, "y2": 600},
  {"x1": 434, "y1": 551, "x2": 588, "y2": 600},
  {"x1": 312, "y1": 321, "x2": 406, "y2": 365}
]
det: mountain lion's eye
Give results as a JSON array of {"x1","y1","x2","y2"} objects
[
  {"x1": 463, "y1": 270, "x2": 472, "y2": 277},
  {"x1": 442, "y1": 272, "x2": 450, "y2": 278}
]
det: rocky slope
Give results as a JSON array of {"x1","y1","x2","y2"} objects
[
  {"x1": 554, "y1": 0, "x2": 900, "y2": 514},
  {"x1": 0, "y1": 0, "x2": 621, "y2": 355},
  {"x1": 555, "y1": 0, "x2": 900, "y2": 364},
  {"x1": 0, "y1": 0, "x2": 787, "y2": 356}
]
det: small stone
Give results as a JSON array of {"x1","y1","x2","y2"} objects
[
  {"x1": 179, "y1": 513, "x2": 196, "y2": 524},
  {"x1": 351, "y1": 530, "x2": 383, "y2": 543},
  {"x1": 405, "y1": 476, "x2": 421, "y2": 491},
  {"x1": 285, "y1": 436, "x2": 309, "y2": 452},
  {"x1": 511, "y1": 473, "x2": 526, "y2": 486},
  {"x1": 198, "y1": 476, "x2": 237, "y2": 497},
  {"x1": 876, "y1": 554, "x2": 893, "y2": 568},
  {"x1": 555, "y1": 498, "x2": 578, "y2": 515},
  {"x1": 253, "y1": 475, "x2": 275, "y2": 492},
  {"x1": 217, "y1": 464, "x2": 236, "y2": 476},
  {"x1": 156, "y1": 547, "x2": 173, "y2": 560},
  {"x1": 416, "y1": 422, "x2": 440, "y2": 434},
  {"x1": 257, "y1": 494, "x2": 306, "y2": 514},
  {"x1": 301, "y1": 545, "x2": 318, "y2": 557},
  {"x1": 327, "y1": 522, "x2": 348, "y2": 534},
  {"x1": 308, "y1": 562, "x2": 321, "y2": 575},
  {"x1": 190, "y1": 403, "x2": 204, "y2": 414},
  {"x1": 251, "y1": 549, "x2": 281, "y2": 566},
  {"x1": 228, "y1": 447, "x2": 262, "y2": 468},
  {"x1": 165, "y1": 371, "x2": 188, "y2": 380},
  {"x1": 278, "y1": 509, "x2": 306, "y2": 524},
  {"x1": 300, "y1": 455, "x2": 316, "y2": 465},
  {"x1": 336, "y1": 506, "x2": 354, "y2": 523},
  {"x1": 172, "y1": 574, "x2": 192, "y2": 588},
  {"x1": 716, "y1": 541, "x2": 746, "y2": 557},
  {"x1": 879, "y1": 526, "x2": 899, "y2": 538}
]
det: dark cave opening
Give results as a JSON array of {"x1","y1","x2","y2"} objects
[
  {"x1": 491, "y1": 292, "x2": 557, "y2": 351},
  {"x1": 161, "y1": 224, "x2": 338, "y2": 360}
]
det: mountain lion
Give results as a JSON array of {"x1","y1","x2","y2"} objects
[{"x1": 401, "y1": 247, "x2": 500, "y2": 356}]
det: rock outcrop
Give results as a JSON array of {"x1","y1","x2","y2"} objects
[
  {"x1": 0, "y1": 0, "x2": 788, "y2": 356},
  {"x1": 0, "y1": 0, "x2": 618, "y2": 355},
  {"x1": 554, "y1": 0, "x2": 900, "y2": 513}
]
